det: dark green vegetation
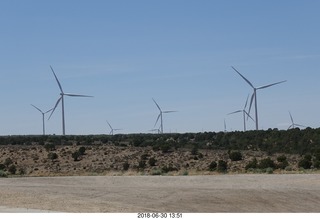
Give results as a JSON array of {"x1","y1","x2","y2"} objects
[
  {"x1": 1, "y1": 127, "x2": 320, "y2": 176},
  {"x1": 1, "y1": 128, "x2": 320, "y2": 154}
]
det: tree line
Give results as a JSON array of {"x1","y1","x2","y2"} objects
[{"x1": 1, "y1": 127, "x2": 320, "y2": 156}]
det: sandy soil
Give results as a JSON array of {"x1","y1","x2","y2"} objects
[{"x1": 0, "y1": 174, "x2": 319, "y2": 213}]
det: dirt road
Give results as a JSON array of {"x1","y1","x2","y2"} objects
[{"x1": 0, "y1": 174, "x2": 319, "y2": 212}]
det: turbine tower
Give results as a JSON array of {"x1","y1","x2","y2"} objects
[
  {"x1": 106, "y1": 120, "x2": 122, "y2": 135},
  {"x1": 48, "y1": 66, "x2": 93, "y2": 135},
  {"x1": 288, "y1": 111, "x2": 306, "y2": 129},
  {"x1": 231, "y1": 66, "x2": 286, "y2": 130},
  {"x1": 227, "y1": 94, "x2": 254, "y2": 131},
  {"x1": 31, "y1": 104, "x2": 53, "y2": 135},
  {"x1": 152, "y1": 98, "x2": 176, "y2": 134}
]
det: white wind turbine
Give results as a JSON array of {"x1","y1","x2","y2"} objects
[
  {"x1": 288, "y1": 111, "x2": 306, "y2": 130},
  {"x1": 227, "y1": 94, "x2": 254, "y2": 131},
  {"x1": 231, "y1": 66, "x2": 286, "y2": 130},
  {"x1": 48, "y1": 66, "x2": 93, "y2": 135},
  {"x1": 106, "y1": 120, "x2": 122, "y2": 135},
  {"x1": 31, "y1": 104, "x2": 53, "y2": 135},
  {"x1": 152, "y1": 98, "x2": 177, "y2": 134}
]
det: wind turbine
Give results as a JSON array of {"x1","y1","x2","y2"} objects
[
  {"x1": 48, "y1": 66, "x2": 93, "y2": 135},
  {"x1": 224, "y1": 119, "x2": 227, "y2": 133},
  {"x1": 106, "y1": 120, "x2": 122, "y2": 135},
  {"x1": 152, "y1": 98, "x2": 177, "y2": 134},
  {"x1": 288, "y1": 111, "x2": 306, "y2": 129},
  {"x1": 31, "y1": 104, "x2": 53, "y2": 135},
  {"x1": 227, "y1": 94, "x2": 254, "y2": 131},
  {"x1": 231, "y1": 66, "x2": 286, "y2": 130}
]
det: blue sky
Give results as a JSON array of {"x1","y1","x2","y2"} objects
[{"x1": 1, "y1": 0, "x2": 320, "y2": 135}]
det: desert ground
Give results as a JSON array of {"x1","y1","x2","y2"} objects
[{"x1": 0, "y1": 174, "x2": 320, "y2": 213}]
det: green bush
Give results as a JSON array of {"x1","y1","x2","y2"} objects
[
  {"x1": 138, "y1": 160, "x2": 146, "y2": 169},
  {"x1": 44, "y1": 143, "x2": 56, "y2": 151},
  {"x1": 277, "y1": 160, "x2": 289, "y2": 169},
  {"x1": 161, "y1": 165, "x2": 178, "y2": 173},
  {"x1": 148, "y1": 157, "x2": 157, "y2": 166},
  {"x1": 209, "y1": 161, "x2": 217, "y2": 171},
  {"x1": 8, "y1": 165, "x2": 16, "y2": 174},
  {"x1": 123, "y1": 161, "x2": 130, "y2": 171},
  {"x1": 151, "y1": 169, "x2": 162, "y2": 175},
  {"x1": 47, "y1": 152, "x2": 58, "y2": 160},
  {"x1": 72, "y1": 151, "x2": 81, "y2": 161},
  {"x1": 0, "y1": 163, "x2": 5, "y2": 170},
  {"x1": 313, "y1": 160, "x2": 320, "y2": 169},
  {"x1": 266, "y1": 167, "x2": 274, "y2": 174},
  {"x1": 217, "y1": 160, "x2": 228, "y2": 173},
  {"x1": 298, "y1": 158, "x2": 312, "y2": 169},
  {"x1": 79, "y1": 147, "x2": 86, "y2": 155},
  {"x1": 245, "y1": 158, "x2": 258, "y2": 170},
  {"x1": 4, "y1": 158, "x2": 13, "y2": 167},
  {"x1": 0, "y1": 170, "x2": 7, "y2": 178},
  {"x1": 277, "y1": 155, "x2": 287, "y2": 163},
  {"x1": 229, "y1": 151, "x2": 242, "y2": 161},
  {"x1": 258, "y1": 157, "x2": 275, "y2": 169}
]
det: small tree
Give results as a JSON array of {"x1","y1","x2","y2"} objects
[
  {"x1": 298, "y1": 157, "x2": 312, "y2": 169},
  {"x1": 48, "y1": 152, "x2": 58, "y2": 160},
  {"x1": 0, "y1": 163, "x2": 5, "y2": 170},
  {"x1": 4, "y1": 158, "x2": 13, "y2": 167},
  {"x1": 138, "y1": 160, "x2": 146, "y2": 169},
  {"x1": 245, "y1": 158, "x2": 258, "y2": 170},
  {"x1": 123, "y1": 161, "x2": 130, "y2": 171},
  {"x1": 209, "y1": 161, "x2": 217, "y2": 171},
  {"x1": 229, "y1": 151, "x2": 242, "y2": 161},
  {"x1": 72, "y1": 151, "x2": 81, "y2": 161},
  {"x1": 8, "y1": 165, "x2": 16, "y2": 174},
  {"x1": 79, "y1": 147, "x2": 86, "y2": 155},
  {"x1": 258, "y1": 157, "x2": 275, "y2": 169},
  {"x1": 44, "y1": 143, "x2": 56, "y2": 151},
  {"x1": 148, "y1": 157, "x2": 157, "y2": 166},
  {"x1": 217, "y1": 160, "x2": 228, "y2": 173}
]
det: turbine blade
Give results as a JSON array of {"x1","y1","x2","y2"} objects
[
  {"x1": 295, "y1": 124, "x2": 306, "y2": 128},
  {"x1": 31, "y1": 104, "x2": 43, "y2": 113},
  {"x1": 244, "y1": 94, "x2": 250, "y2": 109},
  {"x1": 50, "y1": 66, "x2": 64, "y2": 93},
  {"x1": 152, "y1": 98, "x2": 161, "y2": 111},
  {"x1": 244, "y1": 110, "x2": 255, "y2": 121},
  {"x1": 288, "y1": 124, "x2": 293, "y2": 130},
  {"x1": 106, "y1": 121, "x2": 112, "y2": 130},
  {"x1": 154, "y1": 114, "x2": 161, "y2": 127},
  {"x1": 48, "y1": 97, "x2": 62, "y2": 120},
  {"x1": 44, "y1": 108, "x2": 53, "y2": 114},
  {"x1": 289, "y1": 111, "x2": 294, "y2": 124},
  {"x1": 64, "y1": 93, "x2": 93, "y2": 97},
  {"x1": 248, "y1": 92, "x2": 255, "y2": 115},
  {"x1": 257, "y1": 80, "x2": 287, "y2": 90},
  {"x1": 231, "y1": 66, "x2": 255, "y2": 88},
  {"x1": 227, "y1": 110, "x2": 242, "y2": 115},
  {"x1": 163, "y1": 110, "x2": 177, "y2": 113}
]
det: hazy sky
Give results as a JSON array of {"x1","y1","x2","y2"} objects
[{"x1": 1, "y1": 0, "x2": 320, "y2": 135}]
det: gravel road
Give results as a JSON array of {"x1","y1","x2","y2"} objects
[{"x1": 0, "y1": 174, "x2": 319, "y2": 212}]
